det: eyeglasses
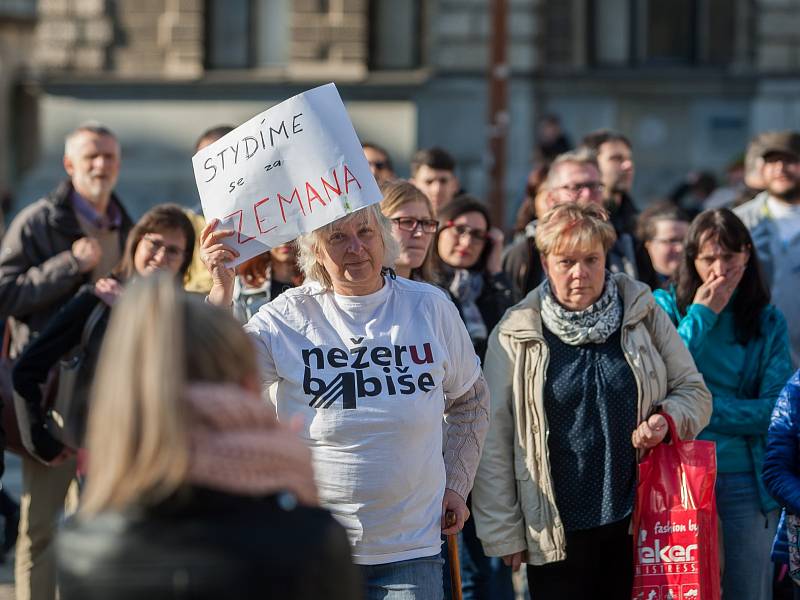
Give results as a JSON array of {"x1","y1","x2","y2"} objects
[
  {"x1": 391, "y1": 217, "x2": 439, "y2": 234},
  {"x1": 443, "y1": 222, "x2": 487, "y2": 243},
  {"x1": 142, "y1": 234, "x2": 186, "y2": 262},
  {"x1": 555, "y1": 182, "x2": 605, "y2": 196}
]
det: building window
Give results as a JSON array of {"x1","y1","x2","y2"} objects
[
  {"x1": 206, "y1": 0, "x2": 288, "y2": 69},
  {"x1": 0, "y1": 0, "x2": 36, "y2": 19},
  {"x1": 589, "y1": 0, "x2": 738, "y2": 67},
  {"x1": 368, "y1": 0, "x2": 423, "y2": 70}
]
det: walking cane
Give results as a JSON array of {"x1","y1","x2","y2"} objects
[{"x1": 445, "y1": 511, "x2": 463, "y2": 600}]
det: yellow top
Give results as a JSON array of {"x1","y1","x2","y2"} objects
[{"x1": 183, "y1": 208, "x2": 214, "y2": 293}]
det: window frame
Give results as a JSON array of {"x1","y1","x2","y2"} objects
[
  {"x1": 205, "y1": 0, "x2": 289, "y2": 70},
  {"x1": 586, "y1": 0, "x2": 743, "y2": 69},
  {"x1": 367, "y1": 0, "x2": 425, "y2": 72}
]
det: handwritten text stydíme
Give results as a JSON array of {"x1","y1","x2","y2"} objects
[{"x1": 203, "y1": 113, "x2": 303, "y2": 183}]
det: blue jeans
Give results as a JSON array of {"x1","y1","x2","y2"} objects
[
  {"x1": 360, "y1": 555, "x2": 444, "y2": 600},
  {"x1": 717, "y1": 472, "x2": 779, "y2": 600}
]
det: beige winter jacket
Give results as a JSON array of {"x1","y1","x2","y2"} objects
[{"x1": 471, "y1": 273, "x2": 711, "y2": 565}]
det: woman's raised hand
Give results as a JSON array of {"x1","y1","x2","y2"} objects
[
  {"x1": 692, "y1": 265, "x2": 743, "y2": 314},
  {"x1": 94, "y1": 277, "x2": 124, "y2": 306},
  {"x1": 200, "y1": 218, "x2": 239, "y2": 306}
]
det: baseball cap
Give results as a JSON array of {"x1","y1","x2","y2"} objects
[{"x1": 755, "y1": 131, "x2": 800, "y2": 160}]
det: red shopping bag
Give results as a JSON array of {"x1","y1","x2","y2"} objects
[{"x1": 632, "y1": 413, "x2": 720, "y2": 600}]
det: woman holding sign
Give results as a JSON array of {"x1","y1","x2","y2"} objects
[{"x1": 201, "y1": 203, "x2": 489, "y2": 600}]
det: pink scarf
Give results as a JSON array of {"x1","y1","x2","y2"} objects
[{"x1": 185, "y1": 384, "x2": 318, "y2": 506}]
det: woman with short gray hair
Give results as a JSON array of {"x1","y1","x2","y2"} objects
[{"x1": 201, "y1": 204, "x2": 489, "y2": 600}]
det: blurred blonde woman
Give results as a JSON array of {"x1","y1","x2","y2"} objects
[{"x1": 56, "y1": 275, "x2": 359, "y2": 600}]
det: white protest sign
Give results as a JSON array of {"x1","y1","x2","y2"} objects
[{"x1": 192, "y1": 82, "x2": 381, "y2": 267}]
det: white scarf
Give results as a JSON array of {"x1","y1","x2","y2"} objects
[{"x1": 540, "y1": 273, "x2": 622, "y2": 345}]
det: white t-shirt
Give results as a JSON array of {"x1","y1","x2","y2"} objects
[{"x1": 244, "y1": 276, "x2": 481, "y2": 565}]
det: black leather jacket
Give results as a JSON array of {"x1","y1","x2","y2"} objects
[
  {"x1": 57, "y1": 487, "x2": 362, "y2": 600},
  {"x1": 0, "y1": 180, "x2": 131, "y2": 356}
]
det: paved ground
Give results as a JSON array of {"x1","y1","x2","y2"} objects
[
  {"x1": 0, "y1": 453, "x2": 23, "y2": 598},
  {"x1": 0, "y1": 554, "x2": 14, "y2": 599}
]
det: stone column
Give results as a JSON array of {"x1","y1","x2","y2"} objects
[
  {"x1": 35, "y1": 0, "x2": 113, "y2": 72},
  {"x1": 289, "y1": 0, "x2": 367, "y2": 80},
  {"x1": 159, "y1": 0, "x2": 203, "y2": 78}
]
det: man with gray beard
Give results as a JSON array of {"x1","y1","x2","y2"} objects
[{"x1": 735, "y1": 131, "x2": 800, "y2": 366}]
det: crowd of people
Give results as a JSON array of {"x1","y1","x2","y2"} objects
[{"x1": 0, "y1": 116, "x2": 798, "y2": 600}]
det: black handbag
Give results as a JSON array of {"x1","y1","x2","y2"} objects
[
  {"x1": 46, "y1": 303, "x2": 107, "y2": 450},
  {"x1": 3, "y1": 319, "x2": 62, "y2": 460},
  {"x1": 0, "y1": 320, "x2": 20, "y2": 457}
]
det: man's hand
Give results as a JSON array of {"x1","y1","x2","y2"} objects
[
  {"x1": 632, "y1": 413, "x2": 669, "y2": 449},
  {"x1": 72, "y1": 237, "x2": 102, "y2": 273},
  {"x1": 502, "y1": 550, "x2": 528, "y2": 572},
  {"x1": 441, "y1": 488, "x2": 469, "y2": 535}
]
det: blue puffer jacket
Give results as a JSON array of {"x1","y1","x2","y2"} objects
[{"x1": 764, "y1": 371, "x2": 800, "y2": 514}]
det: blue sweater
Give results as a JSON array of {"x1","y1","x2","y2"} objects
[{"x1": 654, "y1": 288, "x2": 793, "y2": 511}]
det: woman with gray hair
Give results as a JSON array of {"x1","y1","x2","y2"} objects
[
  {"x1": 201, "y1": 204, "x2": 490, "y2": 600},
  {"x1": 472, "y1": 202, "x2": 711, "y2": 599}
]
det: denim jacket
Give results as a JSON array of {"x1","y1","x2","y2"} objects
[{"x1": 735, "y1": 193, "x2": 800, "y2": 366}]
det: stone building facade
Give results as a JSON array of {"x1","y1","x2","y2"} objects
[
  {"x1": 6, "y1": 0, "x2": 800, "y2": 221},
  {"x1": 0, "y1": 0, "x2": 35, "y2": 204}
]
